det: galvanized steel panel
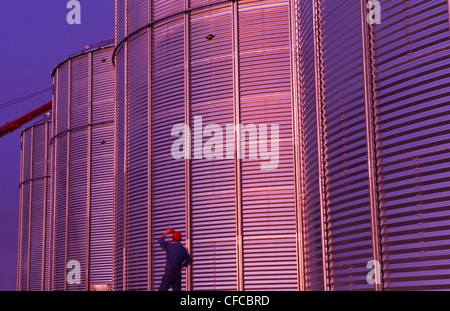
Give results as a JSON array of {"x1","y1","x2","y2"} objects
[
  {"x1": 53, "y1": 63, "x2": 69, "y2": 290},
  {"x1": 372, "y1": 0, "x2": 450, "y2": 290},
  {"x1": 191, "y1": 0, "x2": 226, "y2": 7},
  {"x1": 67, "y1": 130, "x2": 89, "y2": 291},
  {"x1": 126, "y1": 32, "x2": 150, "y2": 291},
  {"x1": 52, "y1": 43, "x2": 115, "y2": 291},
  {"x1": 90, "y1": 125, "x2": 115, "y2": 286},
  {"x1": 17, "y1": 121, "x2": 52, "y2": 291},
  {"x1": 114, "y1": 47, "x2": 127, "y2": 291},
  {"x1": 18, "y1": 129, "x2": 31, "y2": 291},
  {"x1": 18, "y1": 183, "x2": 31, "y2": 290},
  {"x1": 238, "y1": 0, "x2": 298, "y2": 291},
  {"x1": 294, "y1": 0, "x2": 324, "y2": 291},
  {"x1": 29, "y1": 179, "x2": 45, "y2": 291},
  {"x1": 129, "y1": 0, "x2": 150, "y2": 34},
  {"x1": 151, "y1": 16, "x2": 187, "y2": 291},
  {"x1": 92, "y1": 49, "x2": 116, "y2": 124},
  {"x1": 310, "y1": 0, "x2": 450, "y2": 291},
  {"x1": 116, "y1": 0, "x2": 127, "y2": 43},
  {"x1": 315, "y1": 0, "x2": 375, "y2": 291},
  {"x1": 190, "y1": 3, "x2": 238, "y2": 291},
  {"x1": 115, "y1": 0, "x2": 303, "y2": 291},
  {"x1": 115, "y1": 0, "x2": 450, "y2": 291},
  {"x1": 153, "y1": 0, "x2": 184, "y2": 20}
]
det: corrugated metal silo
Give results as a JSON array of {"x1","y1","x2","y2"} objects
[
  {"x1": 310, "y1": 0, "x2": 450, "y2": 290},
  {"x1": 370, "y1": 0, "x2": 450, "y2": 290},
  {"x1": 114, "y1": 0, "x2": 450, "y2": 291},
  {"x1": 114, "y1": 0, "x2": 304, "y2": 291},
  {"x1": 292, "y1": 0, "x2": 325, "y2": 291},
  {"x1": 312, "y1": 0, "x2": 376, "y2": 291},
  {"x1": 17, "y1": 117, "x2": 52, "y2": 291},
  {"x1": 51, "y1": 39, "x2": 115, "y2": 291}
]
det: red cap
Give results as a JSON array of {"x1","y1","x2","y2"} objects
[{"x1": 172, "y1": 231, "x2": 182, "y2": 241}]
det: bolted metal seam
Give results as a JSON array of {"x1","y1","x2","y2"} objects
[
  {"x1": 288, "y1": 0, "x2": 306, "y2": 292},
  {"x1": 231, "y1": 0, "x2": 244, "y2": 292},
  {"x1": 312, "y1": 0, "x2": 330, "y2": 292},
  {"x1": 360, "y1": 0, "x2": 384, "y2": 291},
  {"x1": 183, "y1": 0, "x2": 193, "y2": 291}
]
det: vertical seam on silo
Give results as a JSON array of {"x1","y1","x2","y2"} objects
[
  {"x1": 360, "y1": 0, "x2": 383, "y2": 291},
  {"x1": 123, "y1": 0, "x2": 129, "y2": 291},
  {"x1": 65, "y1": 60, "x2": 70, "y2": 292},
  {"x1": 112, "y1": 0, "x2": 119, "y2": 292},
  {"x1": 42, "y1": 123, "x2": 49, "y2": 291},
  {"x1": 18, "y1": 133, "x2": 24, "y2": 291},
  {"x1": 123, "y1": 45, "x2": 128, "y2": 292},
  {"x1": 231, "y1": 0, "x2": 244, "y2": 292},
  {"x1": 447, "y1": 0, "x2": 450, "y2": 31},
  {"x1": 49, "y1": 120, "x2": 53, "y2": 290},
  {"x1": 21, "y1": 133, "x2": 25, "y2": 291},
  {"x1": 48, "y1": 121, "x2": 52, "y2": 290},
  {"x1": 52, "y1": 72, "x2": 58, "y2": 291},
  {"x1": 86, "y1": 52, "x2": 93, "y2": 291},
  {"x1": 48, "y1": 121, "x2": 52, "y2": 291},
  {"x1": 184, "y1": 0, "x2": 193, "y2": 292},
  {"x1": 289, "y1": 0, "x2": 306, "y2": 292},
  {"x1": 147, "y1": 1, "x2": 153, "y2": 291},
  {"x1": 27, "y1": 128, "x2": 34, "y2": 291},
  {"x1": 312, "y1": 0, "x2": 330, "y2": 291}
]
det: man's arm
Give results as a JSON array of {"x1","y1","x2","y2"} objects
[
  {"x1": 161, "y1": 228, "x2": 174, "y2": 238},
  {"x1": 183, "y1": 251, "x2": 193, "y2": 268},
  {"x1": 158, "y1": 228, "x2": 174, "y2": 250}
]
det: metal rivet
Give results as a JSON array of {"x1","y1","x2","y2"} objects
[
  {"x1": 206, "y1": 34, "x2": 215, "y2": 41},
  {"x1": 100, "y1": 140, "x2": 106, "y2": 145}
]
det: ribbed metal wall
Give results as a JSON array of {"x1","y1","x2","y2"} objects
[
  {"x1": 293, "y1": 0, "x2": 324, "y2": 291},
  {"x1": 371, "y1": 0, "x2": 450, "y2": 290},
  {"x1": 114, "y1": 0, "x2": 303, "y2": 291},
  {"x1": 51, "y1": 41, "x2": 115, "y2": 291},
  {"x1": 314, "y1": 0, "x2": 375, "y2": 291},
  {"x1": 114, "y1": 0, "x2": 450, "y2": 291},
  {"x1": 312, "y1": 0, "x2": 450, "y2": 290},
  {"x1": 17, "y1": 119, "x2": 52, "y2": 291}
]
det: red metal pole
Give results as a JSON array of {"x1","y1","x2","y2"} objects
[{"x1": 0, "y1": 101, "x2": 52, "y2": 138}]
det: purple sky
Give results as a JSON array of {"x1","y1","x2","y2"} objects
[{"x1": 0, "y1": 1, "x2": 114, "y2": 291}]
